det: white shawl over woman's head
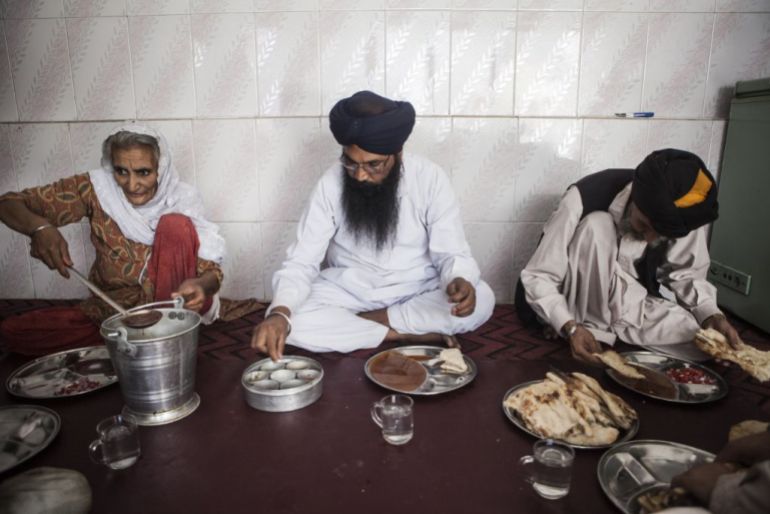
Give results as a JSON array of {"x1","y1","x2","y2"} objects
[{"x1": 89, "y1": 124, "x2": 226, "y2": 264}]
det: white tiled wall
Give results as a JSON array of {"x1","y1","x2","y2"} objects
[{"x1": 1, "y1": 0, "x2": 769, "y2": 302}]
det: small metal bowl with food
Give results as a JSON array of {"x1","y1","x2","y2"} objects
[{"x1": 242, "y1": 356, "x2": 324, "y2": 412}]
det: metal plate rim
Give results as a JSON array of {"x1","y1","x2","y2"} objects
[
  {"x1": 0, "y1": 404, "x2": 61, "y2": 474},
  {"x1": 100, "y1": 305, "x2": 201, "y2": 343},
  {"x1": 605, "y1": 351, "x2": 728, "y2": 404},
  {"x1": 596, "y1": 439, "x2": 716, "y2": 514},
  {"x1": 502, "y1": 379, "x2": 640, "y2": 450},
  {"x1": 5, "y1": 345, "x2": 118, "y2": 399},
  {"x1": 364, "y1": 345, "x2": 478, "y2": 396}
]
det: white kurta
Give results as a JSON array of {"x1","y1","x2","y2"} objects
[
  {"x1": 520, "y1": 183, "x2": 721, "y2": 360},
  {"x1": 269, "y1": 153, "x2": 494, "y2": 353}
]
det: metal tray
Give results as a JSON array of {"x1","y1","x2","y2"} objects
[
  {"x1": 502, "y1": 380, "x2": 640, "y2": 450},
  {"x1": 0, "y1": 405, "x2": 61, "y2": 474},
  {"x1": 6, "y1": 346, "x2": 118, "y2": 399},
  {"x1": 242, "y1": 356, "x2": 324, "y2": 412},
  {"x1": 364, "y1": 346, "x2": 477, "y2": 396},
  {"x1": 597, "y1": 439, "x2": 714, "y2": 514},
  {"x1": 606, "y1": 352, "x2": 727, "y2": 404}
]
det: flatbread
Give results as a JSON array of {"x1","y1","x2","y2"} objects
[
  {"x1": 507, "y1": 378, "x2": 611, "y2": 444},
  {"x1": 617, "y1": 365, "x2": 678, "y2": 400},
  {"x1": 729, "y1": 420, "x2": 770, "y2": 442},
  {"x1": 438, "y1": 348, "x2": 468, "y2": 374},
  {"x1": 571, "y1": 372, "x2": 637, "y2": 430},
  {"x1": 694, "y1": 328, "x2": 770, "y2": 382},
  {"x1": 595, "y1": 350, "x2": 645, "y2": 380},
  {"x1": 504, "y1": 372, "x2": 637, "y2": 445}
]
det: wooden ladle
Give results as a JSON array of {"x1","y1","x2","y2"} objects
[{"x1": 68, "y1": 267, "x2": 163, "y2": 329}]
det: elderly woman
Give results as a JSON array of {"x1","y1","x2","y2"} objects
[{"x1": 0, "y1": 125, "x2": 257, "y2": 355}]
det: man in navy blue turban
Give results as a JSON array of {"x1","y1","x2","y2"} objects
[
  {"x1": 517, "y1": 148, "x2": 745, "y2": 364},
  {"x1": 251, "y1": 91, "x2": 494, "y2": 359},
  {"x1": 329, "y1": 90, "x2": 416, "y2": 156}
]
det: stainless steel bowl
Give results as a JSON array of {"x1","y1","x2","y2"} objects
[{"x1": 242, "y1": 356, "x2": 323, "y2": 412}]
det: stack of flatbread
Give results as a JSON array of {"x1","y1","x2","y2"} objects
[
  {"x1": 694, "y1": 328, "x2": 770, "y2": 382},
  {"x1": 504, "y1": 372, "x2": 637, "y2": 445}
]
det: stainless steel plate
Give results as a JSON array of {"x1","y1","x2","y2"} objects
[
  {"x1": 502, "y1": 380, "x2": 640, "y2": 450},
  {"x1": 606, "y1": 352, "x2": 727, "y2": 404},
  {"x1": 364, "y1": 346, "x2": 477, "y2": 396},
  {"x1": 597, "y1": 439, "x2": 714, "y2": 514},
  {"x1": 0, "y1": 405, "x2": 61, "y2": 473},
  {"x1": 6, "y1": 346, "x2": 118, "y2": 399}
]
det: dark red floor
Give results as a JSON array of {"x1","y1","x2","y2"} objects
[{"x1": 2, "y1": 300, "x2": 769, "y2": 413}]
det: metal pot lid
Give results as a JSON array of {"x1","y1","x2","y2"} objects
[{"x1": 100, "y1": 300, "x2": 201, "y2": 343}]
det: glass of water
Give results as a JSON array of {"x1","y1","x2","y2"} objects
[
  {"x1": 519, "y1": 439, "x2": 574, "y2": 499},
  {"x1": 88, "y1": 415, "x2": 141, "y2": 470},
  {"x1": 370, "y1": 394, "x2": 414, "y2": 445}
]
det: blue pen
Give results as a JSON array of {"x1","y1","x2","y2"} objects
[{"x1": 614, "y1": 112, "x2": 654, "y2": 118}]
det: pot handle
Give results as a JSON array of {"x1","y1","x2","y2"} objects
[
  {"x1": 113, "y1": 327, "x2": 138, "y2": 358},
  {"x1": 172, "y1": 295, "x2": 185, "y2": 310}
]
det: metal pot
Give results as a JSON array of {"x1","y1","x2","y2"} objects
[{"x1": 100, "y1": 297, "x2": 201, "y2": 426}]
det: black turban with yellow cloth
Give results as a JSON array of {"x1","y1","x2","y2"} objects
[
  {"x1": 631, "y1": 148, "x2": 719, "y2": 238},
  {"x1": 329, "y1": 91, "x2": 416, "y2": 155}
]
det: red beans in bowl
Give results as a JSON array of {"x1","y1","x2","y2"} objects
[{"x1": 665, "y1": 366, "x2": 716, "y2": 385}]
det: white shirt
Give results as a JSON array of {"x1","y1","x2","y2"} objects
[
  {"x1": 269, "y1": 153, "x2": 480, "y2": 314},
  {"x1": 521, "y1": 183, "x2": 721, "y2": 333}
]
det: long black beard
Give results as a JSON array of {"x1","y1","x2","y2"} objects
[{"x1": 341, "y1": 156, "x2": 401, "y2": 252}]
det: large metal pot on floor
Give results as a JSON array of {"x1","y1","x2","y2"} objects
[{"x1": 100, "y1": 297, "x2": 201, "y2": 426}]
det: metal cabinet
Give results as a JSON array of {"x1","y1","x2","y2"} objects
[{"x1": 708, "y1": 77, "x2": 770, "y2": 333}]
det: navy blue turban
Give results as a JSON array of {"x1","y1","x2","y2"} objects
[
  {"x1": 329, "y1": 91, "x2": 416, "y2": 155},
  {"x1": 631, "y1": 148, "x2": 719, "y2": 238}
]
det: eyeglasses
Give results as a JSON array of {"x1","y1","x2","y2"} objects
[{"x1": 340, "y1": 153, "x2": 392, "y2": 176}]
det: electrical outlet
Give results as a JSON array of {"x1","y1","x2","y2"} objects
[{"x1": 708, "y1": 261, "x2": 751, "y2": 296}]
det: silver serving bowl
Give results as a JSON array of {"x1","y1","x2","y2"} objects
[{"x1": 242, "y1": 356, "x2": 323, "y2": 412}]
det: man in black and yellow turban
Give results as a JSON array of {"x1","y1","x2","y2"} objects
[
  {"x1": 632, "y1": 149, "x2": 719, "y2": 239},
  {"x1": 251, "y1": 91, "x2": 494, "y2": 360},
  {"x1": 517, "y1": 148, "x2": 743, "y2": 364}
]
